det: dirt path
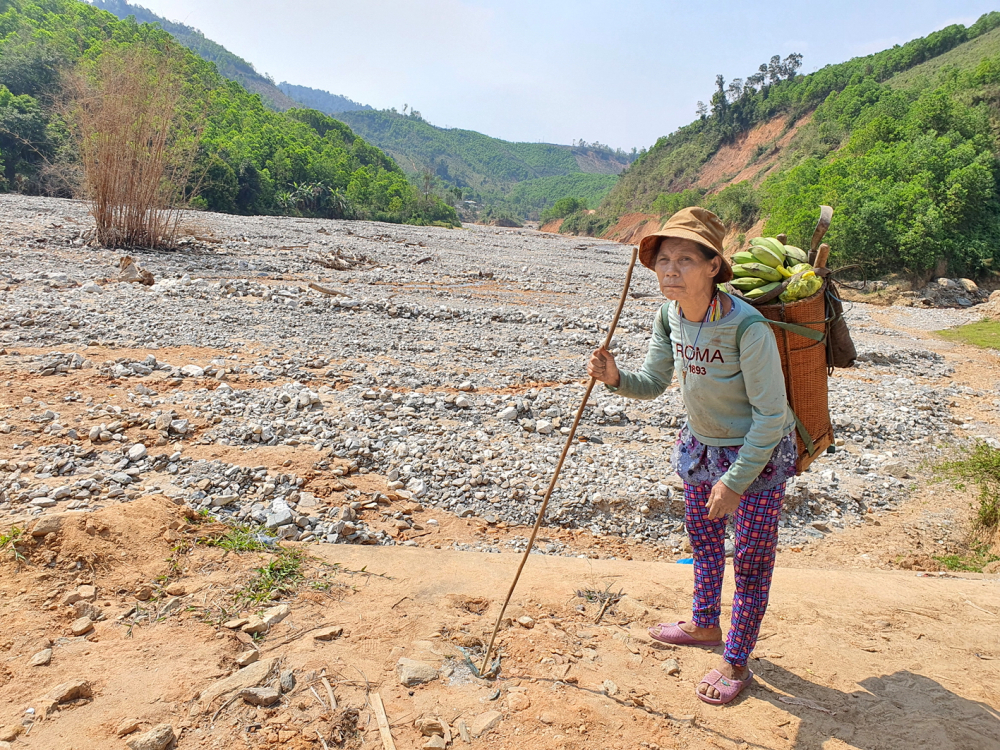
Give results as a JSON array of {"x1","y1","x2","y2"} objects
[{"x1": 1, "y1": 500, "x2": 997, "y2": 750}]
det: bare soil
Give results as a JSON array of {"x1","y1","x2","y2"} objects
[
  {"x1": 696, "y1": 114, "x2": 813, "y2": 192},
  {"x1": 600, "y1": 213, "x2": 663, "y2": 246},
  {"x1": 2, "y1": 494, "x2": 998, "y2": 750},
  {"x1": 1, "y1": 322, "x2": 999, "y2": 750}
]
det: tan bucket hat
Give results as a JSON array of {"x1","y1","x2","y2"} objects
[{"x1": 637, "y1": 206, "x2": 732, "y2": 284}]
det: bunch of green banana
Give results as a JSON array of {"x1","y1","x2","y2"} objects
[
  {"x1": 729, "y1": 237, "x2": 821, "y2": 304},
  {"x1": 744, "y1": 281, "x2": 781, "y2": 300}
]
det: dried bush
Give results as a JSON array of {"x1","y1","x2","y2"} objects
[{"x1": 61, "y1": 44, "x2": 202, "y2": 249}]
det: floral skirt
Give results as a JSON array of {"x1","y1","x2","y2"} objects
[{"x1": 670, "y1": 424, "x2": 797, "y2": 495}]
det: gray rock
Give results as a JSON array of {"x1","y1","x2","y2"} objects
[
  {"x1": 469, "y1": 710, "x2": 502, "y2": 737},
  {"x1": 313, "y1": 625, "x2": 344, "y2": 641},
  {"x1": 40, "y1": 678, "x2": 92, "y2": 704},
  {"x1": 396, "y1": 658, "x2": 438, "y2": 686},
  {"x1": 278, "y1": 670, "x2": 296, "y2": 693},
  {"x1": 242, "y1": 604, "x2": 291, "y2": 634},
  {"x1": 29, "y1": 648, "x2": 52, "y2": 667},
  {"x1": 126, "y1": 724, "x2": 174, "y2": 750},
  {"x1": 265, "y1": 508, "x2": 293, "y2": 529},
  {"x1": 127, "y1": 444, "x2": 147, "y2": 461},
  {"x1": 240, "y1": 687, "x2": 280, "y2": 706},
  {"x1": 197, "y1": 658, "x2": 277, "y2": 707},
  {"x1": 31, "y1": 515, "x2": 63, "y2": 537},
  {"x1": 234, "y1": 650, "x2": 258, "y2": 667},
  {"x1": 115, "y1": 718, "x2": 141, "y2": 737}
]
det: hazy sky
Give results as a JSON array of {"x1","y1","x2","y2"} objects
[{"x1": 132, "y1": 1, "x2": 997, "y2": 149}]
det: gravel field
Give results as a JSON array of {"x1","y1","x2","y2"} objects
[{"x1": 0, "y1": 195, "x2": 993, "y2": 554}]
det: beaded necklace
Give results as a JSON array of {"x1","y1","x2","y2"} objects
[{"x1": 680, "y1": 292, "x2": 723, "y2": 382}]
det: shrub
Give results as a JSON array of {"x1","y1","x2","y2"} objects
[
  {"x1": 61, "y1": 44, "x2": 203, "y2": 248},
  {"x1": 540, "y1": 196, "x2": 587, "y2": 223},
  {"x1": 651, "y1": 188, "x2": 703, "y2": 216},
  {"x1": 938, "y1": 440, "x2": 1000, "y2": 532},
  {"x1": 706, "y1": 181, "x2": 760, "y2": 229},
  {"x1": 560, "y1": 210, "x2": 612, "y2": 237}
]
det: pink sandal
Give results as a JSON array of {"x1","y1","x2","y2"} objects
[
  {"x1": 647, "y1": 621, "x2": 722, "y2": 647},
  {"x1": 696, "y1": 669, "x2": 754, "y2": 705}
]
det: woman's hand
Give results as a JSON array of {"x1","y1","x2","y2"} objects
[
  {"x1": 587, "y1": 347, "x2": 620, "y2": 387},
  {"x1": 706, "y1": 481, "x2": 741, "y2": 520}
]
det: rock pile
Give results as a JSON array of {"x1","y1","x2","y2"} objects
[
  {"x1": 0, "y1": 194, "x2": 992, "y2": 555},
  {"x1": 899, "y1": 277, "x2": 989, "y2": 308}
]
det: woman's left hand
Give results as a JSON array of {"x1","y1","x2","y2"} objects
[{"x1": 706, "y1": 481, "x2": 741, "y2": 520}]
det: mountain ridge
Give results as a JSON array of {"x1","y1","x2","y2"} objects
[
  {"x1": 89, "y1": 0, "x2": 369, "y2": 114},
  {"x1": 577, "y1": 12, "x2": 1000, "y2": 278},
  {"x1": 86, "y1": 0, "x2": 630, "y2": 220},
  {"x1": 333, "y1": 108, "x2": 635, "y2": 219}
]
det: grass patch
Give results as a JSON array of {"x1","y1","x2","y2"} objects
[
  {"x1": 0, "y1": 526, "x2": 25, "y2": 562},
  {"x1": 198, "y1": 524, "x2": 271, "y2": 553},
  {"x1": 938, "y1": 440, "x2": 1000, "y2": 531},
  {"x1": 937, "y1": 321, "x2": 1000, "y2": 350},
  {"x1": 236, "y1": 549, "x2": 305, "y2": 607},
  {"x1": 935, "y1": 543, "x2": 1000, "y2": 573}
]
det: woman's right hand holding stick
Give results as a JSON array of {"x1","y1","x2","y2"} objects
[{"x1": 587, "y1": 347, "x2": 620, "y2": 388}]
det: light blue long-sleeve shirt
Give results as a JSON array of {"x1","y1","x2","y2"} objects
[{"x1": 608, "y1": 295, "x2": 795, "y2": 494}]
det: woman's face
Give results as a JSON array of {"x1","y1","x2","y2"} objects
[{"x1": 653, "y1": 238, "x2": 721, "y2": 303}]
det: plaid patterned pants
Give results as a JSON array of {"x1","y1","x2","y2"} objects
[{"x1": 684, "y1": 481, "x2": 785, "y2": 667}]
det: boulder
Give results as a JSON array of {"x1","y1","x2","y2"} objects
[
  {"x1": 126, "y1": 724, "x2": 174, "y2": 750},
  {"x1": 242, "y1": 604, "x2": 290, "y2": 634},
  {"x1": 31, "y1": 514, "x2": 64, "y2": 537},
  {"x1": 197, "y1": 658, "x2": 277, "y2": 707},
  {"x1": 469, "y1": 710, "x2": 502, "y2": 737},
  {"x1": 396, "y1": 658, "x2": 438, "y2": 687}
]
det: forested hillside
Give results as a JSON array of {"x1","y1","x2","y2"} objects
[
  {"x1": 595, "y1": 12, "x2": 1000, "y2": 277},
  {"x1": 277, "y1": 82, "x2": 369, "y2": 115},
  {"x1": 89, "y1": 0, "x2": 304, "y2": 111},
  {"x1": 0, "y1": 0, "x2": 458, "y2": 226},
  {"x1": 88, "y1": 0, "x2": 624, "y2": 221},
  {"x1": 335, "y1": 108, "x2": 634, "y2": 220}
]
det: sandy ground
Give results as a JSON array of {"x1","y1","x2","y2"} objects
[{"x1": 0, "y1": 495, "x2": 997, "y2": 750}]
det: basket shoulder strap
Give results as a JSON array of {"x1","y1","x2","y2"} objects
[
  {"x1": 735, "y1": 316, "x2": 819, "y2": 457},
  {"x1": 737, "y1": 315, "x2": 825, "y2": 343},
  {"x1": 659, "y1": 302, "x2": 673, "y2": 336}
]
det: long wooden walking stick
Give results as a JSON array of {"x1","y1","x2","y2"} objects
[{"x1": 479, "y1": 246, "x2": 639, "y2": 675}]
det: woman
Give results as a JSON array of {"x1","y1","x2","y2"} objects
[{"x1": 587, "y1": 207, "x2": 797, "y2": 705}]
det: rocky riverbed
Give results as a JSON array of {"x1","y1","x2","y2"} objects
[{"x1": 0, "y1": 195, "x2": 993, "y2": 556}]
